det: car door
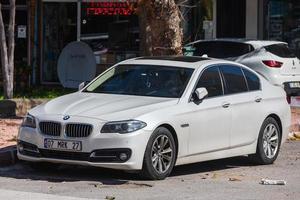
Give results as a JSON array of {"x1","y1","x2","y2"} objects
[
  {"x1": 185, "y1": 66, "x2": 232, "y2": 155},
  {"x1": 219, "y1": 65, "x2": 264, "y2": 148}
]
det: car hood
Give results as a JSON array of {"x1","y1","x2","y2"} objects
[{"x1": 30, "y1": 92, "x2": 178, "y2": 121}]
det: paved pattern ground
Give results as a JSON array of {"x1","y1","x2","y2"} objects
[{"x1": 0, "y1": 140, "x2": 299, "y2": 200}]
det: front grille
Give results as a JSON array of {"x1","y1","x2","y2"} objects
[
  {"x1": 65, "y1": 124, "x2": 93, "y2": 138},
  {"x1": 39, "y1": 149, "x2": 90, "y2": 161},
  {"x1": 39, "y1": 121, "x2": 61, "y2": 136}
]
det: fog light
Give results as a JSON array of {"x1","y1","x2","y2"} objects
[
  {"x1": 119, "y1": 153, "x2": 128, "y2": 161},
  {"x1": 18, "y1": 144, "x2": 24, "y2": 152}
]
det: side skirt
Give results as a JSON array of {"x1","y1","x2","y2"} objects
[{"x1": 175, "y1": 141, "x2": 257, "y2": 166}]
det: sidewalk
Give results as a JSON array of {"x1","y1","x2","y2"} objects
[
  {"x1": 0, "y1": 118, "x2": 22, "y2": 148},
  {"x1": 0, "y1": 189, "x2": 96, "y2": 200}
]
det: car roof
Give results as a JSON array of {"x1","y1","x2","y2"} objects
[
  {"x1": 186, "y1": 39, "x2": 287, "y2": 49},
  {"x1": 136, "y1": 56, "x2": 210, "y2": 63},
  {"x1": 119, "y1": 56, "x2": 241, "y2": 70}
]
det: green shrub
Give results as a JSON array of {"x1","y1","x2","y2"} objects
[{"x1": 0, "y1": 86, "x2": 75, "y2": 99}]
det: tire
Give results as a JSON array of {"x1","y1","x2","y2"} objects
[
  {"x1": 141, "y1": 127, "x2": 177, "y2": 180},
  {"x1": 249, "y1": 117, "x2": 281, "y2": 165}
]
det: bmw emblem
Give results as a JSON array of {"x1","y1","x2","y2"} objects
[{"x1": 63, "y1": 115, "x2": 70, "y2": 120}]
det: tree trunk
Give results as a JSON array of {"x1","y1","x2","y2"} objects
[
  {"x1": 138, "y1": 0, "x2": 183, "y2": 56},
  {"x1": 0, "y1": 0, "x2": 15, "y2": 99}
]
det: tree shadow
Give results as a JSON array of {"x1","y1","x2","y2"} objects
[
  {"x1": 171, "y1": 156, "x2": 257, "y2": 177},
  {"x1": 0, "y1": 155, "x2": 257, "y2": 186},
  {"x1": 0, "y1": 145, "x2": 17, "y2": 152}
]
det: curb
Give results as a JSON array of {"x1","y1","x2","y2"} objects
[{"x1": 0, "y1": 146, "x2": 18, "y2": 166}]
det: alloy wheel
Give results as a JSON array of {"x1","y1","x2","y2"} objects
[
  {"x1": 151, "y1": 135, "x2": 174, "y2": 174},
  {"x1": 262, "y1": 123, "x2": 279, "y2": 159}
]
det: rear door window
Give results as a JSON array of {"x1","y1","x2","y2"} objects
[
  {"x1": 220, "y1": 65, "x2": 248, "y2": 94},
  {"x1": 242, "y1": 68, "x2": 260, "y2": 91},
  {"x1": 264, "y1": 44, "x2": 296, "y2": 58},
  {"x1": 193, "y1": 41, "x2": 254, "y2": 58}
]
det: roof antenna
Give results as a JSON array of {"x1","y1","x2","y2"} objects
[{"x1": 201, "y1": 54, "x2": 208, "y2": 58}]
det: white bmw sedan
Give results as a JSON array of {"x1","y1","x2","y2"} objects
[{"x1": 18, "y1": 56, "x2": 291, "y2": 180}]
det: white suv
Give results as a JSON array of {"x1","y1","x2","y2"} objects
[{"x1": 185, "y1": 39, "x2": 300, "y2": 98}]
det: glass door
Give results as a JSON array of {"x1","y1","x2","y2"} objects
[
  {"x1": 267, "y1": 0, "x2": 300, "y2": 58},
  {"x1": 41, "y1": 1, "x2": 77, "y2": 83}
]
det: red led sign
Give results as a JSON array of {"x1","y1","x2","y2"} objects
[{"x1": 85, "y1": 1, "x2": 137, "y2": 16}]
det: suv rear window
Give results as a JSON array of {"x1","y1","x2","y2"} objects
[
  {"x1": 264, "y1": 44, "x2": 296, "y2": 58},
  {"x1": 192, "y1": 41, "x2": 254, "y2": 58}
]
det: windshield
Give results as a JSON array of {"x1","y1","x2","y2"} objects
[{"x1": 84, "y1": 64, "x2": 194, "y2": 98}]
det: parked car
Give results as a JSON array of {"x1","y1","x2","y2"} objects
[
  {"x1": 18, "y1": 56, "x2": 290, "y2": 180},
  {"x1": 184, "y1": 39, "x2": 300, "y2": 98}
]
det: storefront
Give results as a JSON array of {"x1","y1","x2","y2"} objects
[
  {"x1": 212, "y1": 0, "x2": 300, "y2": 57},
  {"x1": 39, "y1": 0, "x2": 139, "y2": 84},
  {"x1": 2, "y1": 0, "x2": 299, "y2": 87},
  {"x1": 265, "y1": 0, "x2": 300, "y2": 57}
]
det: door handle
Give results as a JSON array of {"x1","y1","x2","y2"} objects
[
  {"x1": 255, "y1": 97, "x2": 262, "y2": 103},
  {"x1": 222, "y1": 102, "x2": 230, "y2": 108}
]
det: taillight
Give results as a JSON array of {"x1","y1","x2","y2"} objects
[
  {"x1": 262, "y1": 60, "x2": 283, "y2": 68},
  {"x1": 286, "y1": 95, "x2": 291, "y2": 104}
]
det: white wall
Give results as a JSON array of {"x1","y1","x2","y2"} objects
[
  {"x1": 246, "y1": 0, "x2": 258, "y2": 39},
  {"x1": 213, "y1": 0, "x2": 217, "y2": 39}
]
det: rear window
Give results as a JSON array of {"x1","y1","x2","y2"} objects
[
  {"x1": 242, "y1": 68, "x2": 260, "y2": 91},
  {"x1": 192, "y1": 41, "x2": 254, "y2": 58},
  {"x1": 220, "y1": 65, "x2": 248, "y2": 94},
  {"x1": 264, "y1": 44, "x2": 296, "y2": 58}
]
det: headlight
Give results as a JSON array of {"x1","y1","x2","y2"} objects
[
  {"x1": 101, "y1": 120, "x2": 147, "y2": 134},
  {"x1": 21, "y1": 114, "x2": 36, "y2": 128}
]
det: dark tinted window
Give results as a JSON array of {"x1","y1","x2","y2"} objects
[
  {"x1": 242, "y1": 69, "x2": 260, "y2": 91},
  {"x1": 264, "y1": 44, "x2": 296, "y2": 58},
  {"x1": 196, "y1": 66, "x2": 223, "y2": 97},
  {"x1": 193, "y1": 41, "x2": 254, "y2": 58},
  {"x1": 0, "y1": 0, "x2": 27, "y2": 5},
  {"x1": 220, "y1": 66, "x2": 248, "y2": 94}
]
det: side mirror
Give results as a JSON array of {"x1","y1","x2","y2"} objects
[
  {"x1": 193, "y1": 87, "x2": 208, "y2": 104},
  {"x1": 78, "y1": 81, "x2": 90, "y2": 91}
]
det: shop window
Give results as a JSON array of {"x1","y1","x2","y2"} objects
[
  {"x1": 184, "y1": 0, "x2": 213, "y2": 42},
  {"x1": 41, "y1": 2, "x2": 77, "y2": 83},
  {"x1": 0, "y1": 0, "x2": 27, "y2": 5},
  {"x1": 1, "y1": 10, "x2": 28, "y2": 63},
  {"x1": 216, "y1": 0, "x2": 246, "y2": 38},
  {"x1": 80, "y1": 2, "x2": 139, "y2": 71},
  {"x1": 267, "y1": 0, "x2": 300, "y2": 58}
]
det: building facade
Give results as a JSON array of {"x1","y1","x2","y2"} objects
[{"x1": 0, "y1": 0, "x2": 299, "y2": 87}]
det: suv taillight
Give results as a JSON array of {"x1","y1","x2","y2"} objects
[
  {"x1": 262, "y1": 60, "x2": 283, "y2": 68},
  {"x1": 286, "y1": 95, "x2": 291, "y2": 104}
]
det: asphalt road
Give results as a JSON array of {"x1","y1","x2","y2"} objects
[{"x1": 0, "y1": 140, "x2": 299, "y2": 200}]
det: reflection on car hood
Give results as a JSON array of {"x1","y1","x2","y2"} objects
[{"x1": 30, "y1": 92, "x2": 178, "y2": 121}]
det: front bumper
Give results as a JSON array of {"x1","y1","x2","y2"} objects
[{"x1": 17, "y1": 122, "x2": 152, "y2": 170}]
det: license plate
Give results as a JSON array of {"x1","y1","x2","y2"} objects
[
  {"x1": 44, "y1": 139, "x2": 82, "y2": 151},
  {"x1": 289, "y1": 82, "x2": 300, "y2": 88}
]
